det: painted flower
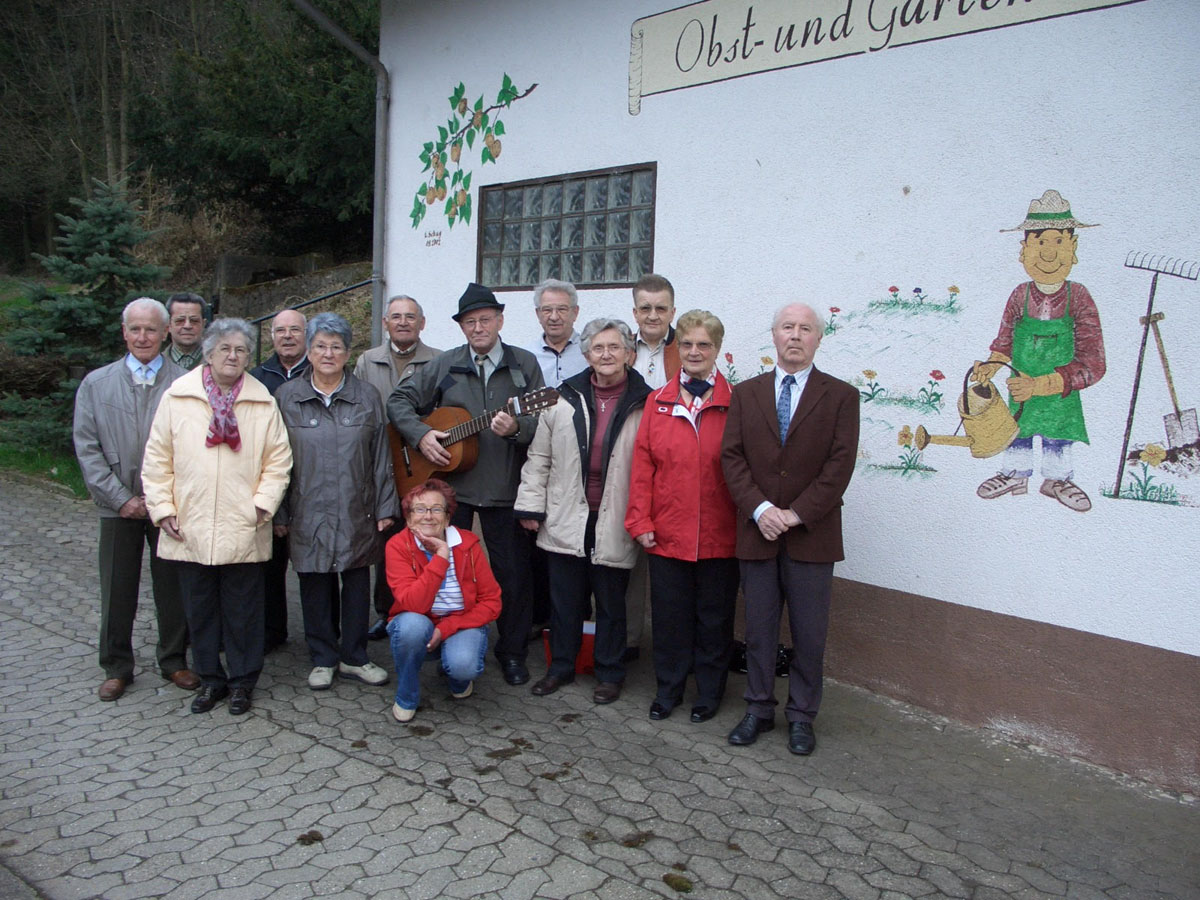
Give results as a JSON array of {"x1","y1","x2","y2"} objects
[
  {"x1": 829, "y1": 306, "x2": 840, "y2": 313},
  {"x1": 913, "y1": 287, "x2": 923, "y2": 294},
  {"x1": 1140, "y1": 443, "x2": 1167, "y2": 467},
  {"x1": 725, "y1": 352, "x2": 734, "y2": 364},
  {"x1": 897, "y1": 425, "x2": 913, "y2": 447},
  {"x1": 887, "y1": 285, "x2": 899, "y2": 293},
  {"x1": 862, "y1": 369, "x2": 877, "y2": 380},
  {"x1": 761, "y1": 356, "x2": 774, "y2": 366},
  {"x1": 930, "y1": 370, "x2": 945, "y2": 381},
  {"x1": 948, "y1": 285, "x2": 960, "y2": 294}
]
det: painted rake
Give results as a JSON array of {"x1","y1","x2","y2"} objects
[{"x1": 1113, "y1": 252, "x2": 1200, "y2": 498}]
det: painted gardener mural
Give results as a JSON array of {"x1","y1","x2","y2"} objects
[{"x1": 972, "y1": 190, "x2": 1106, "y2": 512}]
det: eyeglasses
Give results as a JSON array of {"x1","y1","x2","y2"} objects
[
  {"x1": 213, "y1": 345, "x2": 250, "y2": 358},
  {"x1": 460, "y1": 315, "x2": 497, "y2": 329},
  {"x1": 411, "y1": 505, "x2": 446, "y2": 516},
  {"x1": 536, "y1": 305, "x2": 573, "y2": 317},
  {"x1": 678, "y1": 340, "x2": 715, "y2": 352},
  {"x1": 588, "y1": 343, "x2": 626, "y2": 358},
  {"x1": 311, "y1": 342, "x2": 347, "y2": 356}
]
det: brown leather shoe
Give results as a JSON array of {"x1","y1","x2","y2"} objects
[
  {"x1": 530, "y1": 673, "x2": 573, "y2": 696},
  {"x1": 165, "y1": 669, "x2": 201, "y2": 691},
  {"x1": 593, "y1": 682, "x2": 622, "y2": 704},
  {"x1": 98, "y1": 677, "x2": 128, "y2": 702}
]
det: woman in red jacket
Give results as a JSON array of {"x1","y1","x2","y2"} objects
[
  {"x1": 385, "y1": 479, "x2": 501, "y2": 723},
  {"x1": 624, "y1": 310, "x2": 739, "y2": 725}
]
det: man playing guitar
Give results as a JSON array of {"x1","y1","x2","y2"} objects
[{"x1": 387, "y1": 283, "x2": 547, "y2": 686}]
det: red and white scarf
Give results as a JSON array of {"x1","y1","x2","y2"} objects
[{"x1": 202, "y1": 365, "x2": 243, "y2": 451}]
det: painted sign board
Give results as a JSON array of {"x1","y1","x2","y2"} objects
[{"x1": 629, "y1": 0, "x2": 1144, "y2": 113}]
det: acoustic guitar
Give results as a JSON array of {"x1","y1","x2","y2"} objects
[{"x1": 387, "y1": 386, "x2": 560, "y2": 496}]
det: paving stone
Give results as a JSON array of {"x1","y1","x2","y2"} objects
[{"x1": 1, "y1": 473, "x2": 1197, "y2": 900}]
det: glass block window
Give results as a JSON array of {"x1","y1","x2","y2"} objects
[{"x1": 478, "y1": 162, "x2": 656, "y2": 291}]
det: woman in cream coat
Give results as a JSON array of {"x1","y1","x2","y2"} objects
[
  {"x1": 144, "y1": 317, "x2": 292, "y2": 716},
  {"x1": 515, "y1": 318, "x2": 650, "y2": 705}
]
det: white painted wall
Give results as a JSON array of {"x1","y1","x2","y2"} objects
[{"x1": 381, "y1": 0, "x2": 1200, "y2": 656}]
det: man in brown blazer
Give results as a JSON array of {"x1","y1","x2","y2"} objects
[{"x1": 720, "y1": 303, "x2": 859, "y2": 755}]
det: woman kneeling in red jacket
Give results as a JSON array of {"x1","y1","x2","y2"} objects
[{"x1": 385, "y1": 479, "x2": 501, "y2": 723}]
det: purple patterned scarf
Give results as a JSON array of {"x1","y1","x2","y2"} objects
[{"x1": 202, "y1": 365, "x2": 243, "y2": 451}]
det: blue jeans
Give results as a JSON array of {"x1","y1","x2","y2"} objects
[{"x1": 387, "y1": 612, "x2": 488, "y2": 709}]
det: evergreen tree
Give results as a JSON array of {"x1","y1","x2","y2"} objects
[{"x1": 1, "y1": 179, "x2": 168, "y2": 449}]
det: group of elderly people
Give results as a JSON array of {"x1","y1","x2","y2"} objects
[{"x1": 83, "y1": 295, "x2": 743, "y2": 728}]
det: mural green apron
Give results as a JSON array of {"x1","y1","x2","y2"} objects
[{"x1": 1007, "y1": 283, "x2": 1088, "y2": 443}]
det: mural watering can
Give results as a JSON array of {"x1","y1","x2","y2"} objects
[{"x1": 915, "y1": 365, "x2": 1024, "y2": 459}]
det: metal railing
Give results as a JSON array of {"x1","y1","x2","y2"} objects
[{"x1": 249, "y1": 278, "x2": 373, "y2": 364}]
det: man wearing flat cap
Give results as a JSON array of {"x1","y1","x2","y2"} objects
[
  {"x1": 972, "y1": 189, "x2": 1106, "y2": 512},
  {"x1": 387, "y1": 283, "x2": 546, "y2": 684}
]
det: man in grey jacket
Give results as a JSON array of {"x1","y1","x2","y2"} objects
[
  {"x1": 73, "y1": 297, "x2": 197, "y2": 702},
  {"x1": 354, "y1": 294, "x2": 441, "y2": 639},
  {"x1": 387, "y1": 283, "x2": 545, "y2": 685},
  {"x1": 354, "y1": 294, "x2": 441, "y2": 398}
]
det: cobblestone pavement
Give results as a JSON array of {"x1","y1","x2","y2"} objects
[{"x1": 1, "y1": 475, "x2": 1197, "y2": 900}]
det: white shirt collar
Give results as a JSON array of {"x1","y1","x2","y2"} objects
[
  {"x1": 413, "y1": 525, "x2": 463, "y2": 552},
  {"x1": 124, "y1": 353, "x2": 164, "y2": 375}
]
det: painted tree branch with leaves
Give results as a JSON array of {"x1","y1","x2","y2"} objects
[{"x1": 410, "y1": 74, "x2": 537, "y2": 229}]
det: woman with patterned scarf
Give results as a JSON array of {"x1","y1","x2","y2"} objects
[{"x1": 144, "y1": 318, "x2": 292, "y2": 716}]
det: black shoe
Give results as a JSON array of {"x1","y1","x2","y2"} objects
[
  {"x1": 191, "y1": 684, "x2": 229, "y2": 714},
  {"x1": 367, "y1": 618, "x2": 389, "y2": 641},
  {"x1": 648, "y1": 701, "x2": 674, "y2": 721},
  {"x1": 622, "y1": 646, "x2": 640, "y2": 662},
  {"x1": 501, "y1": 659, "x2": 530, "y2": 686},
  {"x1": 228, "y1": 688, "x2": 252, "y2": 716},
  {"x1": 263, "y1": 638, "x2": 285, "y2": 655},
  {"x1": 530, "y1": 673, "x2": 573, "y2": 696},
  {"x1": 728, "y1": 712, "x2": 775, "y2": 746},
  {"x1": 788, "y1": 721, "x2": 815, "y2": 755},
  {"x1": 690, "y1": 705, "x2": 717, "y2": 723}
]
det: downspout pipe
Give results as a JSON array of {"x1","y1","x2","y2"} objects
[{"x1": 289, "y1": 0, "x2": 389, "y2": 345}]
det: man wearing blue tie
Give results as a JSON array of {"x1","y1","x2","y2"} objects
[
  {"x1": 721, "y1": 303, "x2": 859, "y2": 755},
  {"x1": 73, "y1": 298, "x2": 196, "y2": 702}
]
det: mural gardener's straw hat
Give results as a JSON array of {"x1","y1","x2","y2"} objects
[{"x1": 1001, "y1": 189, "x2": 1099, "y2": 232}]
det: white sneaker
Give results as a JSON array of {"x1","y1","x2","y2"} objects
[
  {"x1": 391, "y1": 702, "x2": 415, "y2": 723},
  {"x1": 308, "y1": 666, "x2": 335, "y2": 690},
  {"x1": 451, "y1": 681, "x2": 474, "y2": 700},
  {"x1": 338, "y1": 661, "x2": 389, "y2": 686}
]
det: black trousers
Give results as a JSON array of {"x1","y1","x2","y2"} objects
[
  {"x1": 529, "y1": 543, "x2": 552, "y2": 627},
  {"x1": 298, "y1": 567, "x2": 371, "y2": 668},
  {"x1": 372, "y1": 519, "x2": 403, "y2": 618},
  {"x1": 176, "y1": 561, "x2": 265, "y2": 691},
  {"x1": 263, "y1": 533, "x2": 289, "y2": 647},
  {"x1": 97, "y1": 517, "x2": 188, "y2": 680},
  {"x1": 451, "y1": 503, "x2": 532, "y2": 662},
  {"x1": 740, "y1": 553, "x2": 834, "y2": 724},
  {"x1": 545, "y1": 512, "x2": 630, "y2": 684},
  {"x1": 647, "y1": 554, "x2": 739, "y2": 710}
]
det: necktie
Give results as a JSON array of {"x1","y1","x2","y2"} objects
[
  {"x1": 133, "y1": 365, "x2": 154, "y2": 386},
  {"x1": 777, "y1": 374, "x2": 795, "y2": 441},
  {"x1": 475, "y1": 354, "x2": 488, "y2": 391}
]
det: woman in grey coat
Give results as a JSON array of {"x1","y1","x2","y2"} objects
[{"x1": 275, "y1": 313, "x2": 399, "y2": 690}]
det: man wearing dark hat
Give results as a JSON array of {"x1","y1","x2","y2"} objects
[{"x1": 387, "y1": 283, "x2": 546, "y2": 684}]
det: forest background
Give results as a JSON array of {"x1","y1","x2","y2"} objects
[{"x1": 0, "y1": 0, "x2": 378, "y2": 490}]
